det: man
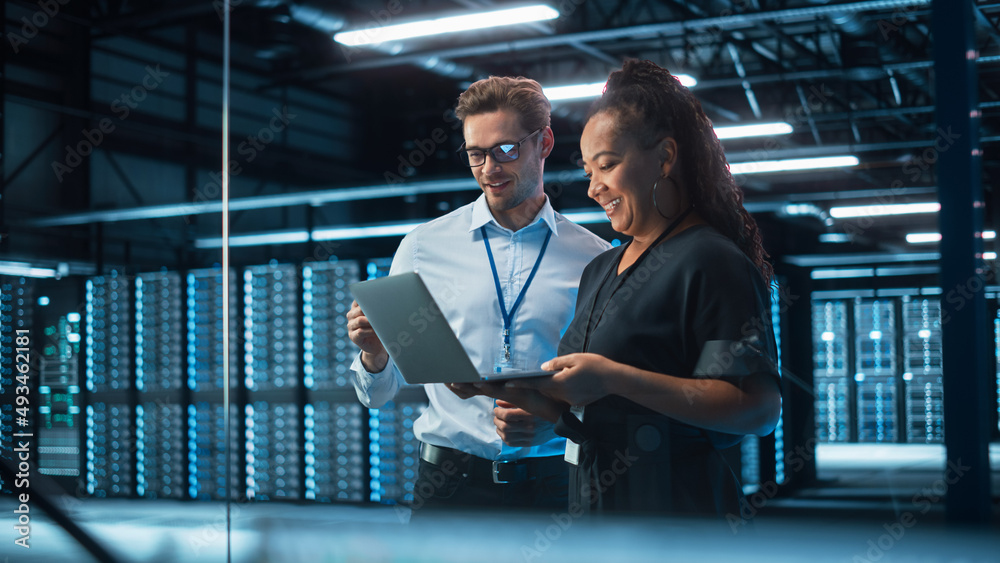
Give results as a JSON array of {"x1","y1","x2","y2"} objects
[{"x1": 347, "y1": 76, "x2": 610, "y2": 510}]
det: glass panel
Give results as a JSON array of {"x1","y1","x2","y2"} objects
[{"x1": 0, "y1": 1, "x2": 226, "y2": 561}]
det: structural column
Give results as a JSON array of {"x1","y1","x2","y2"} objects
[{"x1": 931, "y1": 0, "x2": 992, "y2": 524}]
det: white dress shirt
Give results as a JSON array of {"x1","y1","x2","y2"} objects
[{"x1": 351, "y1": 194, "x2": 611, "y2": 460}]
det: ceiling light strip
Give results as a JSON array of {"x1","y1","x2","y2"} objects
[
  {"x1": 906, "y1": 230, "x2": 996, "y2": 243},
  {"x1": 729, "y1": 155, "x2": 859, "y2": 175},
  {"x1": 829, "y1": 202, "x2": 940, "y2": 218},
  {"x1": 544, "y1": 75, "x2": 698, "y2": 100},
  {"x1": 196, "y1": 206, "x2": 614, "y2": 248},
  {"x1": 334, "y1": 5, "x2": 559, "y2": 46}
]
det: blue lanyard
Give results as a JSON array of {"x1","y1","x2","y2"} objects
[{"x1": 480, "y1": 225, "x2": 552, "y2": 363}]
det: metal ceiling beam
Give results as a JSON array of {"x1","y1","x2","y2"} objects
[
  {"x1": 275, "y1": 0, "x2": 931, "y2": 82},
  {"x1": 748, "y1": 186, "x2": 937, "y2": 204},
  {"x1": 723, "y1": 133, "x2": 1000, "y2": 162},
  {"x1": 783, "y1": 251, "x2": 940, "y2": 267},
  {"x1": 454, "y1": 0, "x2": 620, "y2": 66},
  {"x1": 19, "y1": 176, "x2": 492, "y2": 227}
]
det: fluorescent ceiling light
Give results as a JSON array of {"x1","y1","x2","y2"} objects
[
  {"x1": 729, "y1": 155, "x2": 859, "y2": 175},
  {"x1": 196, "y1": 230, "x2": 309, "y2": 249},
  {"x1": 561, "y1": 210, "x2": 609, "y2": 224},
  {"x1": 830, "y1": 202, "x2": 940, "y2": 219},
  {"x1": 715, "y1": 122, "x2": 794, "y2": 139},
  {"x1": 906, "y1": 232, "x2": 942, "y2": 244},
  {"x1": 819, "y1": 233, "x2": 852, "y2": 244},
  {"x1": 906, "y1": 230, "x2": 994, "y2": 244},
  {"x1": 196, "y1": 222, "x2": 424, "y2": 248},
  {"x1": 334, "y1": 5, "x2": 559, "y2": 46},
  {"x1": 811, "y1": 268, "x2": 876, "y2": 280},
  {"x1": 0, "y1": 260, "x2": 58, "y2": 278},
  {"x1": 543, "y1": 82, "x2": 606, "y2": 101},
  {"x1": 544, "y1": 75, "x2": 697, "y2": 101},
  {"x1": 313, "y1": 223, "x2": 420, "y2": 241}
]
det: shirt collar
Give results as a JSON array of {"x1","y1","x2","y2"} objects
[{"x1": 469, "y1": 193, "x2": 559, "y2": 235}]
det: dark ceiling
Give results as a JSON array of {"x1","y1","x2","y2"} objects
[{"x1": 3, "y1": 0, "x2": 998, "y2": 276}]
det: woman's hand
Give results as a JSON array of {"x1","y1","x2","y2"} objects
[
  {"x1": 507, "y1": 353, "x2": 616, "y2": 407},
  {"x1": 446, "y1": 381, "x2": 568, "y2": 424}
]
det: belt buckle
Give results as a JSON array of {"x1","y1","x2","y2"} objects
[{"x1": 492, "y1": 460, "x2": 526, "y2": 484}]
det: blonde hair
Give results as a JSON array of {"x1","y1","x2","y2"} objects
[{"x1": 455, "y1": 76, "x2": 551, "y2": 132}]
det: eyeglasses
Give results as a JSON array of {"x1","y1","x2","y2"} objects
[{"x1": 458, "y1": 128, "x2": 543, "y2": 167}]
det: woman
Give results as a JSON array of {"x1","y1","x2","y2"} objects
[{"x1": 453, "y1": 59, "x2": 781, "y2": 517}]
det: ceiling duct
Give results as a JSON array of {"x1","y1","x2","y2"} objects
[
  {"x1": 248, "y1": 1, "x2": 346, "y2": 60},
  {"x1": 825, "y1": 5, "x2": 930, "y2": 93},
  {"x1": 838, "y1": 34, "x2": 884, "y2": 81}
]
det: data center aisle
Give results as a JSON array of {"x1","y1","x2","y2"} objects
[{"x1": 4, "y1": 445, "x2": 998, "y2": 563}]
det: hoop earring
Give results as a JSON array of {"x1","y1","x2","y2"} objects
[{"x1": 652, "y1": 176, "x2": 674, "y2": 220}]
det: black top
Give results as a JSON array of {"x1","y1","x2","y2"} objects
[{"x1": 556, "y1": 224, "x2": 780, "y2": 516}]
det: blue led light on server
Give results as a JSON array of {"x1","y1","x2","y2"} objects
[
  {"x1": 188, "y1": 269, "x2": 236, "y2": 391},
  {"x1": 245, "y1": 400, "x2": 300, "y2": 500},
  {"x1": 368, "y1": 401, "x2": 424, "y2": 504},
  {"x1": 244, "y1": 264, "x2": 300, "y2": 392},
  {"x1": 187, "y1": 404, "x2": 198, "y2": 499},
  {"x1": 136, "y1": 272, "x2": 182, "y2": 392},
  {"x1": 901, "y1": 296, "x2": 944, "y2": 443},
  {"x1": 303, "y1": 267, "x2": 314, "y2": 389},
  {"x1": 770, "y1": 284, "x2": 785, "y2": 484},
  {"x1": 812, "y1": 300, "x2": 853, "y2": 442},
  {"x1": 86, "y1": 273, "x2": 132, "y2": 392},
  {"x1": 86, "y1": 402, "x2": 133, "y2": 496},
  {"x1": 304, "y1": 261, "x2": 360, "y2": 390}
]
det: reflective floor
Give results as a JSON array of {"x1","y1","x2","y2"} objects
[{"x1": 2, "y1": 444, "x2": 998, "y2": 563}]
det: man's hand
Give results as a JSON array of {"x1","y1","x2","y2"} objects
[
  {"x1": 493, "y1": 401, "x2": 558, "y2": 447},
  {"x1": 447, "y1": 381, "x2": 568, "y2": 422},
  {"x1": 346, "y1": 300, "x2": 388, "y2": 372}
]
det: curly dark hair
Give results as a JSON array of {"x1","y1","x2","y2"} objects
[{"x1": 588, "y1": 59, "x2": 774, "y2": 284}]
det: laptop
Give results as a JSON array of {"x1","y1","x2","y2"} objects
[{"x1": 349, "y1": 271, "x2": 555, "y2": 384}]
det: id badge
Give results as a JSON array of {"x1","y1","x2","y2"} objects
[
  {"x1": 564, "y1": 406, "x2": 585, "y2": 465},
  {"x1": 494, "y1": 344, "x2": 514, "y2": 373}
]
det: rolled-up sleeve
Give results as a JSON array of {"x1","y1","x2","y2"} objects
[
  {"x1": 348, "y1": 229, "x2": 417, "y2": 408},
  {"x1": 350, "y1": 353, "x2": 406, "y2": 408}
]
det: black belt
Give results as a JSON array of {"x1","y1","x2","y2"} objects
[{"x1": 419, "y1": 443, "x2": 565, "y2": 485}]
